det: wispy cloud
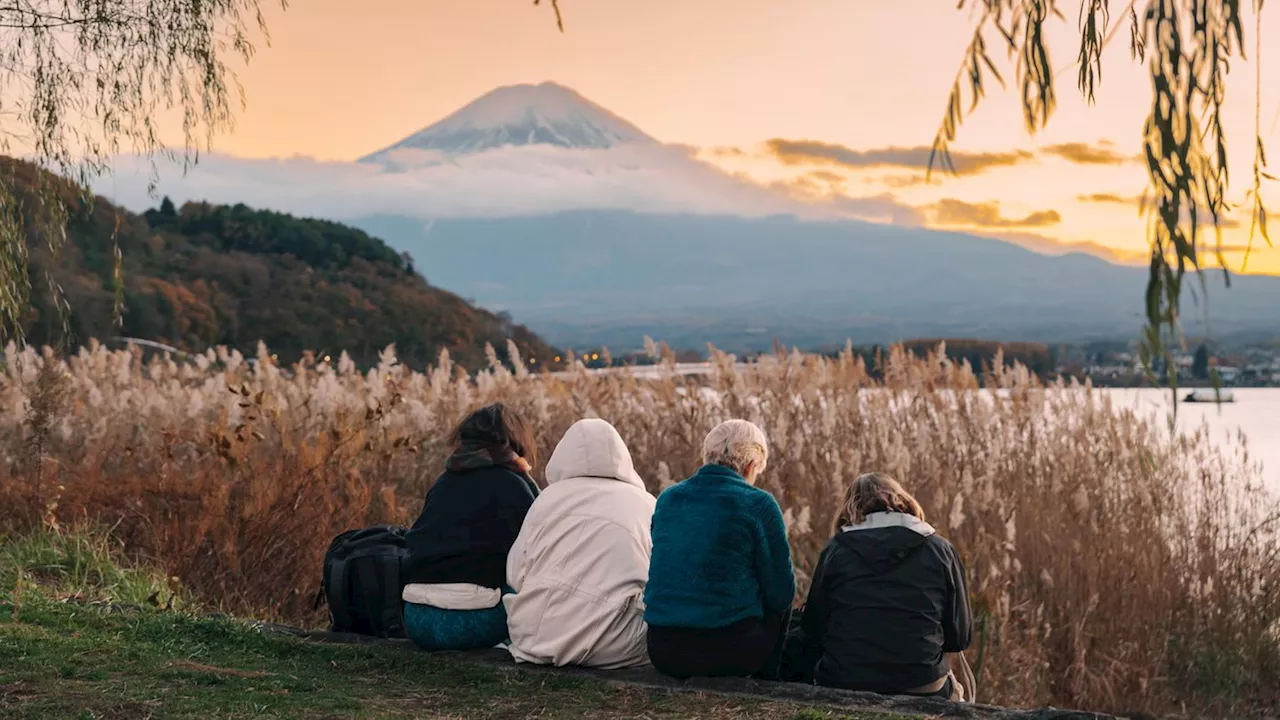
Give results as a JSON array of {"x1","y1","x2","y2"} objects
[
  {"x1": 769, "y1": 173, "x2": 924, "y2": 226},
  {"x1": 1077, "y1": 192, "x2": 1137, "y2": 204},
  {"x1": 1042, "y1": 141, "x2": 1132, "y2": 165},
  {"x1": 829, "y1": 193, "x2": 926, "y2": 226},
  {"x1": 764, "y1": 139, "x2": 1034, "y2": 177},
  {"x1": 806, "y1": 169, "x2": 847, "y2": 186},
  {"x1": 759, "y1": 138, "x2": 1139, "y2": 179},
  {"x1": 931, "y1": 199, "x2": 1061, "y2": 229},
  {"x1": 1077, "y1": 191, "x2": 1243, "y2": 228},
  {"x1": 880, "y1": 174, "x2": 929, "y2": 188}
]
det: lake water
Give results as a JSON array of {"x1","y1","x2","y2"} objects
[
  {"x1": 606, "y1": 364, "x2": 1279, "y2": 490},
  {"x1": 1104, "y1": 388, "x2": 1280, "y2": 491}
]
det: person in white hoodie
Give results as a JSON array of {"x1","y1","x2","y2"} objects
[{"x1": 504, "y1": 418, "x2": 657, "y2": 669}]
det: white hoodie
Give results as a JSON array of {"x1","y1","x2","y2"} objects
[{"x1": 504, "y1": 419, "x2": 657, "y2": 669}]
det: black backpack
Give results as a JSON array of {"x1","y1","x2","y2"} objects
[{"x1": 318, "y1": 525, "x2": 409, "y2": 638}]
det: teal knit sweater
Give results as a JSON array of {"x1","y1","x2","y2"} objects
[{"x1": 643, "y1": 464, "x2": 796, "y2": 629}]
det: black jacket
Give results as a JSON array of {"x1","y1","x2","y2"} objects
[
  {"x1": 402, "y1": 466, "x2": 539, "y2": 589},
  {"x1": 801, "y1": 512, "x2": 972, "y2": 694}
]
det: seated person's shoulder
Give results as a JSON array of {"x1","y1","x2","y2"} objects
[
  {"x1": 744, "y1": 484, "x2": 782, "y2": 509},
  {"x1": 924, "y1": 533, "x2": 961, "y2": 559}
]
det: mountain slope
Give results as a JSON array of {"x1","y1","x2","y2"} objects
[
  {"x1": 10, "y1": 159, "x2": 556, "y2": 369},
  {"x1": 352, "y1": 210, "x2": 1280, "y2": 352}
]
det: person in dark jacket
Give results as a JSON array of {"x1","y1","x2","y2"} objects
[
  {"x1": 800, "y1": 472, "x2": 972, "y2": 700},
  {"x1": 401, "y1": 403, "x2": 540, "y2": 651},
  {"x1": 644, "y1": 419, "x2": 796, "y2": 679}
]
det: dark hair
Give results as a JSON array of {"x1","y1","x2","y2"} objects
[{"x1": 448, "y1": 402, "x2": 538, "y2": 467}]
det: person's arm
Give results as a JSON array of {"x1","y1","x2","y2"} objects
[
  {"x1": 942, "y1": 540, "x2": 973, "y2": 653},
  {"x1": 407, "y1": 474, "x2": 448, "y2": 532},
  {"x1": 753, "y1": 493, "x2": 797, "y2": 613}
]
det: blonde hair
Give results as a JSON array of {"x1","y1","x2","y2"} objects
[
  {"x1": 842, "y1": 473, "x2": 925, "y2": 525},
  {"x1": 702, "y1": 420, "x2": 768, "y2": 480}
]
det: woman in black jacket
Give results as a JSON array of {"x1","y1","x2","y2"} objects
[
  {"x1": 800, "y1": 473, "x2": 972, "y2": 699},
  {"x1": 401, "y1": 403, "x2": 540, "y2": 651}
]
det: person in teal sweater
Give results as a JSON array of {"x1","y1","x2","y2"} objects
[{"x1": 644, "y1": 419, "x2": 796, "y2": 678}]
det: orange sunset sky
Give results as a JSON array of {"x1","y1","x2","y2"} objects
[{"x1": 150, "y1": 0, "x2": 1280, "y2": 274}]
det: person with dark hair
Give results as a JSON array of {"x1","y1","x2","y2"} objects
[
  {"x1": 401, "y1": 403, "x2": 540, "y2": 651},
  {"x1": 799, "y1": 473, "x2": 973, "y2": 700}
]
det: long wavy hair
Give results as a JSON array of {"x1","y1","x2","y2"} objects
[
  {"x1": 448, "y1": 402, "x2": 538, "y2": 467},
  {"x1": 839, "y1": 472, "x2": 926, "y2": 527}
]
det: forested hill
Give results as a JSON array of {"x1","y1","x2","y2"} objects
[{"x1": 11, "y1": 159, "x2": 557, "y2": 370}]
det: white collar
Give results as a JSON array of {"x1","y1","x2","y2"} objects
[{"x1": 842, "y1": 512, "x2": 936, "y2": 537}]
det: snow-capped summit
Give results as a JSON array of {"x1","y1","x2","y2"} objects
[{"x1": 360, "y1": 82, "x2": 656, "y2": 161}]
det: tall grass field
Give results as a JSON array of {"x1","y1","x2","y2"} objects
[{"x1": 2, "y1": 339, "x2": 1277, "y2": 716}]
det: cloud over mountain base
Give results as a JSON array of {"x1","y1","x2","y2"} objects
[{"x1": 95, "y1": 145, "x2": 805, "y2": 221}]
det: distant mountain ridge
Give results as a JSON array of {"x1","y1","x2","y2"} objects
[
  {"x1": 9, "y1": 159, "x2": 557, "y2": 369},
  {"x1": 353, "y1": 210, "x2": 1280, "y2": 352}
]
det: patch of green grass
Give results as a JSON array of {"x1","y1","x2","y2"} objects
[
  {"x1": 0, "y1": 524, "x2": 184, "y2": 610},
  {"x1": 0, "y1": 527, "x2": 908, "y2": 719}
]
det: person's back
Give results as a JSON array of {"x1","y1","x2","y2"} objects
[
  {"x1": 505, "y1": 419, "x2": 656, "y2": 669},
  {"x1": 400, "y1": 403, "x2": 540, "y2": 652},
  {"x1": 404, "y1": 465, "x2": 538, "y2": 588},
  {"x1": 643, "y1": 465, "x2": 793, "y2": 629},
  {"x1": 643, "y1": 420, "x2": 795, "y2": 679},
  {"x1": 801, "y1": 474, "x2": 971, "y2": 699}
]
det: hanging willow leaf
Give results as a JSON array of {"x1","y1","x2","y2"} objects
[
  {"x1": 931, "y1": 0, "x2": 1272, "y2": 412},
  {"x1": 0, "y1": 0, "x2": 280, "y2": 345},
  {"x1": 534, "y1": 0, "x2": 564, "y2": 32}
]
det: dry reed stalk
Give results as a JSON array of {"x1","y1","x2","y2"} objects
[{"x1": 0, "y1": 338, "x2": 1276, "y2": 715}]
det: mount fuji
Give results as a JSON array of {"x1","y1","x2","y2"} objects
[
  {"x1": 339, "y1": 81, "x2": 799, "y2": 218},
  {"x1": 360, "y1": 82, "x2": 657, "y2": 159},
  {"x1": 95, "y1": 82, "x2": 1280, "y2": 351}
]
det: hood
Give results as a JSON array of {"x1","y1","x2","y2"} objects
[
  {"x1": 836, "y1": 512, "x2": 937, "y2": 574},
  {"x1": 545, "y1": 419, "x2": 645, "y2": 489}
]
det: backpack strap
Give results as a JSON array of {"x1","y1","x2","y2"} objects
[
  {"x1": 353, "y1": 554, "x2": 383, "y2": 633},
  {"x1": 327, "y1": 558, "x2": 353, "y2": 633},
  {"x1": 378, "y1": 554, "x2": 405, "y2": 637}
]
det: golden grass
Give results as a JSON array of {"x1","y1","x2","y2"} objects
[{"x1": 2, "y1": 338, "x2": 1278, "y2": 716}]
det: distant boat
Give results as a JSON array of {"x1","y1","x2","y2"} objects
[{"x1": 1184, "y1": 388, "x2": 1235, "y2": 403}]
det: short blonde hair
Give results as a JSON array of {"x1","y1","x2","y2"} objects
[
  {"x1": 843, "y1": 473, "x2": 925, "y2": 524},
  {"x1": 703, "y1": 420, "x2": 768, "y2": 478}
]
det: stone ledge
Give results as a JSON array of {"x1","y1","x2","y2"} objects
[{"x1": 259, "y1": 625, "x2": 1137, "y2": 720}]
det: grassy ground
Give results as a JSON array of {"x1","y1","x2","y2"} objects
[{"x1": 0, "y1": 527, "x2": 906, "y2": 720}]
